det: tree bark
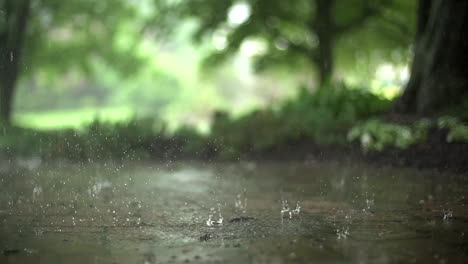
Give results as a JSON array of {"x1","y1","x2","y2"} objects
[
  {"x1": 314, "y1": 0, "x2": 335, "y2": 85},
  {"x1": 0, "y1": 0, "x2": 31, "y2": 125},
  {"x1": 396, "y1": 0, "x2": 468, "y2": 114}
]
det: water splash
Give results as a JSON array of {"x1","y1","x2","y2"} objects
[
  {"x1": 281, "y1": 200, "x2": 301, "y2": 219},
  {"x1": 362, "y1": 192, "x2": 375, "y2": 212},
  {"x1": 443, "y1": 209, "x2": 453, "y2": 221},
  {"x1": 334, "y1": 214, "x2": 351, "y2": 239},
  {"x1": 235, "y1": 188, "x2": 248, "y2": 214},
  {"x1": 88, "y1": 180, "x2": 112, "y2": 197},
  {"x1": 32, "y1": 185, "x2": 43, "y2": 202},
  {"x1": 34, "y1": 227, "x2": 44, "y2": 236},
  {"x1": 206, "y1": 203, "x2": 223, "y2": 227},
  {"x1": 336, "y1": 226, "x2": 350, "y2": 239},
  {"x1": 281, "y1": 199, "x2": 290, "y2": 218},
  {"x1": 292, "y1": 201, "x2": 301, "y2": 215}
]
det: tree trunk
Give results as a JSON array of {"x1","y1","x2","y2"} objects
[
  {"x1": 396, "y1": 0, "x2": 468, "y2": 114},
  {"x1": 316, "y1": 30, "x2": 334, "y2": 85},
  {"x1": 0, "y1": 76, "x2": 15, "y2": 124},
  {"x1": 314, "y1": 0, "x2": 335, "y2": 85},
  {"x1": 0, "y1": 0, "x2": 31, "y2": 125}
]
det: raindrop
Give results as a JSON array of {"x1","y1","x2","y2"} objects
[
  {"x1": 235, "y1": 188, "x2": 248, "y2": 214},
  {"x1": 34, "y1": 228, "x2": 44, "y2": 236},
  {"x1": 363, "y1": 192, "x2": 375, "y2": 212},
  {"x1": 443, "y1": 209, "x2": 453, "y2": 221},
  {"x1": 336, "y1": 226, "x2": 350, "y2": 239},
  {"x1": 280, "y1": 199, "x2": 290, "y2": 219},
  {"x1": 32, "y1": 185, "x2": 43, "y2": 202},
  {"x1": 291, "y1": 201, "x2": 301, "y2": 216},
  {"x1": 281, "y1": 200, "x2": 301, "y2": 219},
  {"x1": 336, "y1": 215, "x2": 351, "y2": 239},
  {"x1": 206, "y1": 204, "x2": 223, "y2": 227}
]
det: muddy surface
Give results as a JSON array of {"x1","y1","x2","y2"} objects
[{"x1": 0, "y1": 160, "x2": 467, "y2": 263}]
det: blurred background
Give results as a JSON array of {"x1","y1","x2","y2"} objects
[{"x1": 1, "y1": 0, "x2": 467, "y2": 165}]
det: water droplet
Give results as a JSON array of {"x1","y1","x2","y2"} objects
[
  {"x1": 32, "y1": 185, "x2": 43, "y2": 202},
  {"x1": 281, "y1": 200, "x2": 300, "y2": 219},
  {"x1": 206, "y1": 204, "x2": 223, "y2": 227},
  {"x1": 336, "y1": 226, "x2": 350, "y2": 239},
  {"x1": 443, "y1": 209, "x2": 453, "y2": 221},
  {"x1": 292, "y1": 201, "x2": 301, "y2": 215},
  {"x1": 281, "y1": 199, "x2": 290, "y2": 219},
  {"x1": 235, "y1": 188, "x2": 248, "y2": 214}
]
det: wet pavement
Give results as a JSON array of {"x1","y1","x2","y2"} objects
[{"x1": 0, "y1": 160, "x2": 467, "y2": 263}]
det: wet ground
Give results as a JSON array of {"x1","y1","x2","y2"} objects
[{"x1": 0, "y1": 160, "x2": 467, "y2": 263}]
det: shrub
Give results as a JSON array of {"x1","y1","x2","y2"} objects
[
  {"x1": 210, "y1": 83, "x2": 392, "y2": 155},
  {"x1": 437, "y1": 116, "x2": 468, "y2": 143},
  {"x1": 347, "y1": 119, "x2": 430, "y2": 151}
]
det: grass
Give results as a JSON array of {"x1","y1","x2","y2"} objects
[
  {"x1": 12, "y1": 106, "x2": 212, "y2": 133},
  {"x1": 13, "y1": 106, "x2": 136, "y2": 130}
]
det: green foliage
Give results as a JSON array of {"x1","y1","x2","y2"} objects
[
  {"x1": 0, "y1": 117, "x2": 209, "y2": 160},
  {"x1": 0, "y1": 126, "x2": 45, "y2": 156},
  {"x1": 211, "y1": 109, "x2": 286, "y2": 156},
  {"x1": 347, "y1": 119, "x2": 430, "y2": 151},
  {"x1": 171, "y1": 125, "x2": 209, "y2": 156},
  {"x1": 24, "y1": 0, "x2": 146, "y2": 76},
  {"x1": 2, "y1": 101, "x2": 467, "y2": 161},
  {"x1": 161, "y1": 0, "x2": 416, "y2": 75},
  {"x1": 348, "y1": 116, "x2": 468, "y2": 152},
  {"x1": 13, "y1": 19, "x2": 224, "y2": 126},
  {"x1": 82, "y1": 118, "x2": 164, "y2": 159},
  {"x1": 437, "y1": 116, "x2": 468, "y2": 143},
  {"x1": 279, "y1": 84, "x2": 391, "y2": 143},
  {"x1": 210, "y1": 84, "x2": 391, "y2": 156},
  {"x1": 14, "y1": 107, "x2": 135, "y2": 130}
]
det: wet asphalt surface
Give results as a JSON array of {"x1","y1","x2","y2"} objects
[{"x1": 1, "y1": 160, "x2": 467, "y2": 263}]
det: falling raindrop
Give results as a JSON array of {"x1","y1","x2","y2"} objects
[
  {"x1": 206, "y1": 203, "x2": 223, "y2": 227},
  {"x1": 281, "y1": 200, "x2": 301, "y2": 219},
  {"x1": 362, "y1": 192, "x2": 375, "y2": 212},
  {"x1": 280, "y1": 199, "x2": 290, "y2": 219},
  {"x1": 235, "y1": 188, "x2": 248, "y2": 214},
  {"x1": 32, "y1": 185, "x2": 43, "y2": 202}
]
